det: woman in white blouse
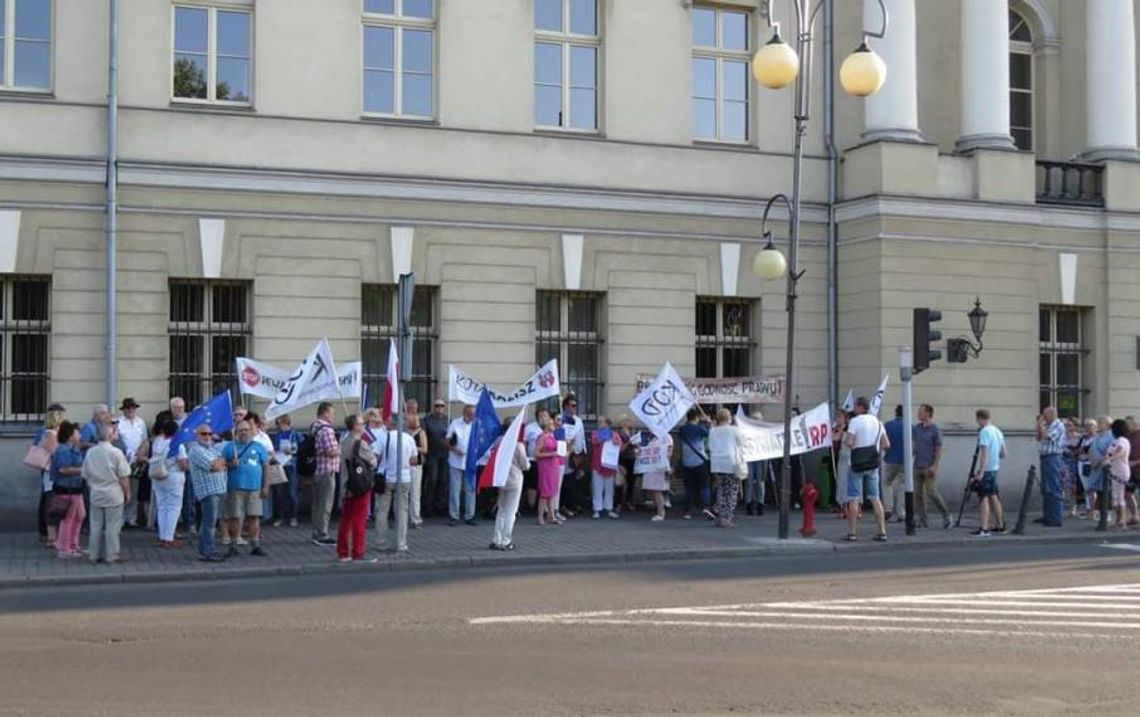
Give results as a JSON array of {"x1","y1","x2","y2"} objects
[
  {"x1": 149, "y1": 418, "x2": 189, "y2": 548},
  {"x1": 708, "y1": 408, "x2": 744, "y2": 528}
]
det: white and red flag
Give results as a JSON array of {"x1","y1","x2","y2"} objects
[{"x1": 382, "y1": 337, "x2": 400, "y2": 423}]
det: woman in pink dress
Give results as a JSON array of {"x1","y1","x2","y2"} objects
[{"x1": 535, "y1": 415, "x2": 562, "y2": 526}]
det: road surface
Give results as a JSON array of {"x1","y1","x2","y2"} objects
[{"x1": 1, "y1": 542, "x2": 1138, "y2": 716}]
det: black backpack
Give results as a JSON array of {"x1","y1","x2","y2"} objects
[
  {"x1": 343, "y1": 439, "x2": 371, "y2": 497},
  {"x1": 296, "y1": 428, "x2": 320, "y2": 478}
]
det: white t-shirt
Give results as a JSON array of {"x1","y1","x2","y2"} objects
[
  {"x1": 846, "y1": 414, "x2": 885, "y2": 450},
  {"x1": 117, "y1": 415, "x2": 148, "y2": 461},
  {"x1": 446, "y1": 418, "x2": 473, "y2": 470},
  {"x1": 708, "y1": 425, "x2": 741, "y2": 475},
  {"x1": 375, "y1": 431, "x2": 419, "y2": 484}
]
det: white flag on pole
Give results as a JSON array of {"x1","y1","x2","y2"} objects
[
  {"x1": 382, "y1": 337, "x2": 400, "y2": 422},
  {"x1": 448, "y1": 360, "x2": 561, "y2": 408},
  {"x1": 265, "y1": 338, "x2": 342, "y2": 420},
  {"x1": 629, "y1": 362, "x2": 695, "y2": 440},
  {"x1": 490, "y1": 405, "x2": 528, "y2": 488},
  {"x1": 840, "y1": 389, "x2": 855, "y2": 413},
  {"x1": 868, "y1": 374, "x2": 890, "y2": 417},
  {"x1": 236, "y1": 356, "x2": 361, "y2": 400}
]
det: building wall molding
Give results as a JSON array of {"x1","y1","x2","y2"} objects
[{"x1": 838, "y1": 195, "x2": 1140, "y2": 232}]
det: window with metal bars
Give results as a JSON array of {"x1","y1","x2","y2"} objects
[
  {"x1": 0, "y1": 276, "x2": 50, "y2": 422},
  {"x1": 695, "y1": 298, "x2": 754, "y2": 380},
  {"x1": 535, "y1": 290, "x2": 604, "y2": 422},
  {"x1": 361, "y1": 284, "x2": 438, "y2": 411},
  {"x1": 1039, "y1": 306, "x2": 1087, "y2": 419},
  {"x1": 168, "y1": 280, "x2": 251, "y2": 408}
]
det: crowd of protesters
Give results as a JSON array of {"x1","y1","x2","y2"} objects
[{"x1": 28, "y1": 390, "x2": 1135, "y2": 564}]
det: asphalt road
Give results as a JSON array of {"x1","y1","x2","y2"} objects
[{"x1": 1, "y1": 542, "x2": 1138, "y2": 717}]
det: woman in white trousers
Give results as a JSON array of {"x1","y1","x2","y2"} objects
[
  {"x1": 149, "y1": 419, "x2": 188, "y2": 548},
  {"x1": 491, "y1": 433, "x2": 529, "y2": 551},
  {"x1": 407, "y1": 413, "x2": 428, "y2": 528}
]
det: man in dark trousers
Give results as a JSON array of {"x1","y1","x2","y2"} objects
[{"x1": 422, "y1": 398, "x2": 451, "y2": 517}]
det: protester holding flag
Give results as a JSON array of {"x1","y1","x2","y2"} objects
[
  {"x1": 535, "y1": 413, "x2": 562, "y2": 526},
  {"x1": 446, "y1": 404, "x2": 477, "y2": 526},
  {"x1": 221, "y1": 420, "x2": 271, "y2": 557},
  {"x1": 486, "y1": 412, "x2": 530, "y2": 550},
  {"x1": 187, "y1": 424, "x2": 227, "y2": 562}
]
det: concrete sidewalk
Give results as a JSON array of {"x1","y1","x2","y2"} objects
[{"x1": 2, "y1": 506, "x2": 1132, "y2": 589}]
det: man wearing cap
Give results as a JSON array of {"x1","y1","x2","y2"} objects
[
  {"x1": 116, "y1": 398, "x2": 148, "y2": 528},
  {"x1": 188, "y1": 423, "x2": 227, "y2": 561}
]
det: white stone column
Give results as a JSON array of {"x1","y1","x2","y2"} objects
[
  {"x1": 862, "y1": 0, "x2": 922, "y2": 142},
  {"x1": 1085, "y1": 0, "x2": 1140, "y2": 161},
  {"x1": 956, "y1": 0, "x2": 1015, "y2": 152}
]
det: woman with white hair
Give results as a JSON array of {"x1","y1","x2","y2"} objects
[{"x1": 708, "y1": 408, "x2": 743, "y2": 527}]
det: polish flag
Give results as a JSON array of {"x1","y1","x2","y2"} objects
[
  {"x1": 478, "y1": 405, "x2": 528, "y2": 491},
  {"x1": 382, "y1": 337, "x2": 399, "y2": 423}
]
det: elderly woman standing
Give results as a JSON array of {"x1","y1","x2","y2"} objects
[
  {"x1": 708, "y1": 408, "x2": 744, "y2": 528},
  {"x1": 36, "y1": 408, "x2": 65, "y2": 547},
  {"x1": 51, "y1": 421, "x2": 86, "y2": 558},
  {"x1": 149, "y1": 419, "x2": 188, "y2": 548},
  {"x1": 490, "y1": 420, "x2": 529, "y2": 550},
  {"x1": 406, "y1": 412, "x2": 429, "y2": 529},
  {"x1": 589, "y1": 416, "x2": 623, "y2": 519},
  {"x1": 534, "y1": 413, "x2": 561, "y2": 526},
  {"x1": 1087, "y1": 417, "x2": 1114, "y2": 521}
]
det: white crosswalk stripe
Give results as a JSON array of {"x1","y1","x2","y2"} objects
[{"x1": 471, "y1": 583, "x2": 1140, "y2": 640}]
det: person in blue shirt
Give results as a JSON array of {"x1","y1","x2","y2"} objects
[
  {"x1": 677, "y1": 407, "x2": 711, "y2": 520},
  {"x1": 221, "y1": 420, "x2": 270, "y2": 558},
  {"x1": 50, "y1": 421, "x2": 86, "y2": 558},
  {"x1": 79, "y1": 404, "x2": 110, "y2": 453},
  {"x1": 270, "y1": 414, "x2": 303, "y2": 528},
  {"x1": 971, "y1": 409, "x2": 1007, "y2": 537},
  {"x1": 882, "y1": 405, "x2": 906, "y2": 521}
]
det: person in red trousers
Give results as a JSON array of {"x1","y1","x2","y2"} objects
[{"x1": 336, "y1": 414, "x2": 377, "y2": 563}]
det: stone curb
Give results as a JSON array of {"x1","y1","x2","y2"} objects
[{"x1": 0, "y1": 531, "x2": 1121, "y2": 592}]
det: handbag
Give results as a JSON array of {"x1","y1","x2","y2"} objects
[
  {"x1": 130, "y1": 460, "x2": 149, "y2": 482},
  {"x1": 47, "y1": 493, "x2": 71, "y2": 525},
  {"x1": 148, "y1": 455, "x2": 169, "y2": 481},
  {"x1": 22, "y1": 444, "x2": 52, "y2": 472},
  {"x1": 850, "y1": 445, "x2": 880, "y2": 472},
  {"x1": 268, "y1": 463, "x2": 288, "y2": 486}
]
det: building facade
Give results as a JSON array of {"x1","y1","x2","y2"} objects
[{"x1": 2, "y1": 0, "x2": 1140, "y2": 523}]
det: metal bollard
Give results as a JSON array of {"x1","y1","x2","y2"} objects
[{"x1": 1011, "y1": 465, "x2": 1038, "y2": 535}]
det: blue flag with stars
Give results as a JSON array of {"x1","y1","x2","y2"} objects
[
  {"x1": 168, "y1": 391, "x2": 235, "y2": 457},
  {"x1": 465, "y1": 389, "x2": 502, "y2": 490}
]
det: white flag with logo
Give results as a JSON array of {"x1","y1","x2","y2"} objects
[
  {"x1": 237, "y1": 356, "x2": 361, "y2": 401},
  {"x1": 265, "y1": 338, "x2": 342, "y2": 420},
  {"x1": 840, "y1": 389, "x2": 855, "y2": 413},
  {"x1": 629, "y1": 362, "x2": 695, "y2": 440},
  {"x1": 868, "y1": 374, "x2": 890, "y2": 417}
]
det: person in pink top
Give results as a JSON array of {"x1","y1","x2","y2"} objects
[
  {"x1": 535, "y1": 414, "x2": 562, "y2": 526},
  {"x1": 1106, "y1": 419, "x2": 1132, "y2": 528}
]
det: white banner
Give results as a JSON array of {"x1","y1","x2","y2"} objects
[
  {"x1": 629, "y1": 362, "x2": 695, "y2": 441},
  {"x1": 265, "y1": 339, "x2": 343, "y2": 420},
  {"x1": 448, "y1": 360, "x2": 561, "y2": 408},
  {"x1": 237, "y1": 357, "x2": 362, "y2": 401},
  {"x1": 632, "y1": 435, "x2": 672, "y2": 474},
  {"x1": 734, "y1": 402, "x2": 832, "y2": 463},
  {"x1": 633, "y1": 373, "x2": 784, "y2": 405}
]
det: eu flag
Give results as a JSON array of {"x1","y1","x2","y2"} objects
[
  {"x1": 465, "y1": 389, "x2": 502, "y2": 489},
  {"x1": 168, "y1": 391, "x2": 235, "y2": 457}
]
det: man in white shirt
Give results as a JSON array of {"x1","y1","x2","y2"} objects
[
  {"x1": 116, "y1": 397, "x2": 148, "y2": 528},
  {"x1": 844, "y1": 395, "x2": 890, "y2": 541},
  {"x1": 374, "y1": 420, "x2": 419, "y2": 552},
  {"x1": 557, "y1": 394, "x2": 588, "y2": 518},
  {"x1": 446, "y1": 404, "x2": 477, "y2": 526}
]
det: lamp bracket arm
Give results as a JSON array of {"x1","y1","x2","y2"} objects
[
  {"x1": 761, "y1": 0, "x2": 804, "y2": 36},
  {"x1": 864, "y1": 0, "x2": 889, "y2": 41},
  {"x1": 761, "y1": 193, "x2": 794, "y2": 236}
]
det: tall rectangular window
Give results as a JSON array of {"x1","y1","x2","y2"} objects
[
  {"x1": 172, "y1": 5, "x2": 252, "y2": 104},
  {"x1": 168, "y1": 280, "x2": 251, "y2": 407},
  {"x1": 0, "y1": 0, "x2": 52, "y2": 91},
  {"x1": 363, "y1": 0, "x2": 436, "y2": 119},
  {"x1": 361, "y1": 284, "x2": 438, "y2": 409},
  {"x1": 1039, "y1": 306, "x2": 1086, "y2": 419},
  {"x1": 534, "y1": 0, "x2": 599, "y2": 131},
  {"x1": 692, "y1": 5, "x2": 750, "y2": 143},
  {"x1": 696, "y1": 298, "x2": 754, "y2": 379},
  {"x1": 0, "y1": 276, "x2": 50, "y2": 421},
  {"x1": 1009, "y1": 10, "x2": 1034, "y2": 151},
  {"x1": 535, "y1": 291, "x2": 603, "y2": 421}
]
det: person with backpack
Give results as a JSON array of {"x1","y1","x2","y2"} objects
[
  {"x1": 336, "y1": 414, "x2": 377, "y2": 563},
  {"x1": 308, "y1": 402, "x2": 340, "y2": 546}
]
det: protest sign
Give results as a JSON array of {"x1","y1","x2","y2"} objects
[
  {"x1": 633, "y1": 373, "x2": 784, "y2": 405},
  {"x1": 633, "y1": 437, "x2": 672, "y2": 474},
  {"x1": 735, "y1": 402, "x2": 832, "y2": 462},
  {"x1": 629, "y1": 362, "x2": 695, "y2": 440},
  {"x1": 448, "y1": 360, "x2": 560, "y2": 408},
  {"x1": 237, "y1": 356, "x2": 361, "y2": 401}
]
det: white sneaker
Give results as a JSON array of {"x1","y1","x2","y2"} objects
[
  {"x1": 288, "y1": 519, "x2": 298, "y2": 528},
  {"x1": 650, "y1": 515, "x2": 665, "y2": 522},
  {"x1": 607, "y1": 511, "x2": 620, "y2": 519},
  {"x1": 592, "y1": 512, "x2": 600, "y2": 520},
  {"x1": 236, "y1": 537, "x2": 249, "y2": 546},
  {"x1": 220, "y1": 537, "x2": 232, "y2": 546}
]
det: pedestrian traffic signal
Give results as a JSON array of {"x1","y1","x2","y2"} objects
[{"x1": 913, "y1": 308, "x2": 942, "y2": 373}]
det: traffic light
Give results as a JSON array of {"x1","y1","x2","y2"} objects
[{"x1": 913, "y1": 308, "x2": 942, "y2": 373}]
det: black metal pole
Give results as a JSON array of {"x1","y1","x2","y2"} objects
[{"x1": 1011, "y1": 466, "x2": 1038, "y2": 535}]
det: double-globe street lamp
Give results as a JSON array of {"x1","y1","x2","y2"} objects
[{"x1": 751, "y1": 0, "x2": 889, "y2": 540}]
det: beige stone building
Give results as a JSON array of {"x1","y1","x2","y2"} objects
[{"x1": 1, "y1": 0, "x2": 1140, "y2": 519}]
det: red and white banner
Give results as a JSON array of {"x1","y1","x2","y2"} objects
[
  {"x1": 382, "y1": 338, "x2": 399, "y2": 422},
  {"x1": 734, "y1": 402, "x2": 832, "y2": 463},
  {"x1": 237, "y1": 356, "x2": 361, "y2": 401},
  {"x1": 448, "y1": 360, "x2": 560, "y2": 408}
]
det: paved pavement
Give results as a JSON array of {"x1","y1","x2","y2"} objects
[
  {"x1": 2, "y1": 543, "x2": 1138, "y2": 716},
  {"x1": 3, "y1": 501, "x2": 1132, "y2": 588}
]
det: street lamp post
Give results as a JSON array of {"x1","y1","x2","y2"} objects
[{"x1": 751, "y1": 0, "x2": 889, "y2": 540}]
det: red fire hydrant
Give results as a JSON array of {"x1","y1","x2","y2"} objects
[{"x1": 800, "y1": 481, "x2": 819, "y2": 537}]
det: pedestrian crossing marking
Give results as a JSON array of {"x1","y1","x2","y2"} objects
[{"x1": 471, "y1": 583, "x2": 1140, "y2": 640}]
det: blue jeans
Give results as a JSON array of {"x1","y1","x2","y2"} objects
[
  {"x1": 1041, "y1": 453, "x2": 1064, "y2": 525},
  {"x1": 846, "y1": 468, "x2": 881, "y2": 502},
  {"x1": 197, "y1": 494, "x2": 221, "y2": 557},
  {"x1": 449, "y1": 466, "x2": 476, "y2": 521},
  {"x1": 682, "y1": 464, "x2": 711, "y2": 511},
  {"x1": 744, "y1": 460, "x2": 767, "y2": 505},
  {"x1": 271, "y1": 464, "x2": 300, "y2": 521},
  {"x1": 181, "y1": 478, "x2": 197, "y2": 531}
]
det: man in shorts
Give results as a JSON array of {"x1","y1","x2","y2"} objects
[
  {"x1": 845, "y1": 396, "x2": 890, "y2": 541},
  {"x1": 222, "y1": 420, "x2": 270, "y2": 557},
  {"x1": 971, "y1": 409, "x2": 1007, "y2": 537}
]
